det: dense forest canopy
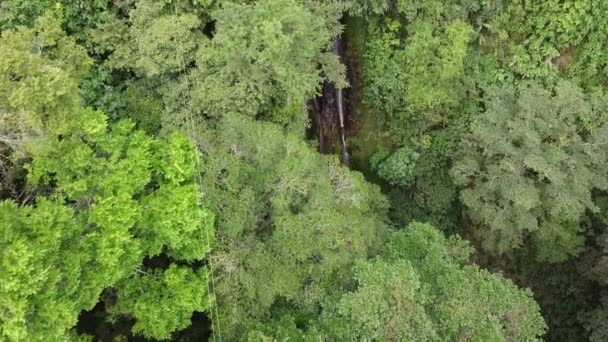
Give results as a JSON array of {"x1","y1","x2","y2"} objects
[{"x1": 2, "y1": 0, "x2": 608, "y2": 341}]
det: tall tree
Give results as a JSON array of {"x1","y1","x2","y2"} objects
[
  {"x1": 452, "y1": 81, "x2": 608, "y2": 262},
  {"x1": 0, "y1": 15, "x2": 215, "y2": 340},
  {"x1": 1, "y1": 109, "x2": 214, "y2": 340},
  {"x1": 198, "y1": 114, "x2": 388, "y2": 339},
  {"x1": 191, "y1": 0, "x2": 344, "y2": 133},
  {"x1": 247, "y1": 223, "x2": 547, "y2": 341}
]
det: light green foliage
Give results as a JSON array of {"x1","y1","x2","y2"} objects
[
  {"x1": 452, "y1": 81, "x2": 608, "y2": 261},
  {"x1": 1, "y1": 107, "x2": 213, "y2": 340},
  {"x1": 0, "y1": 199, "x2": 82, "y2": 341},
  {"x1": 325, "y1": 222, "x2": 546, "y2": 341},
  {"x1": 364, "y1": 14, "x2": 467, "y2": 120},
  {"x1": 0, "y1": 14, "x2": 91, "y2": 136},
  {"x1": 28, "y1": 111, "x2": 212, "y2": 263},
  {"x1": 329, "y1": 258, "x2": 436, "y2": 341},
  {"x1": 109, "y1": 265, "x2": 210, "y2": 340},
  {"x1": 402, "y1": 19, "x2": 472, "y2": 111},
  {"x1": 200, "y1": 114, "x2": 388, "y2": 339},
  {"x1": 485, "y1": 0, "x2": 608, "y2": 84},
  {"x1": 364, "y1": 1, "x2": 472, "y2": 116},
  {"x1": 245, "y1": 315, "x2": 319, "y2": 341},
  {"x1": 192, "y1": 0, "x2": 336, "y2": 131},
  {"x1": 247, "y1": 222, "x2": 546, "y2": 340},
  {"x1": 103, "y1": 0, "x2": 204, "y2": 77}
]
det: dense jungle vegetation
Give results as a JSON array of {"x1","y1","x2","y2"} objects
[{"x1": 2, "y1": 0, "x2": 608, "y2": 341}]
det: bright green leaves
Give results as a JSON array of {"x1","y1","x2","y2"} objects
[
  {"x1": 154, "y1": 132, "x2": 198, "y2": 185},
  {"x1": 1, "y1": 13, "x2": 215, "y2": 339},
  {"x1": 402, "y1": 19, "x2": 472, "y2": 112},
  {"x1": 109, "y1": 265, "x2": 211, "y2": 340},
  {"x1": 2, "y1": 108, "x2": 214, "y2": 339},
  {"x1": 28, "y1": 111, "x2": 213, "y2": 260},
  {"x1": 192, "y1": 0, "x2": 333, "y2": 130},
  {"x1": 139, "y1": 182, "x2": 213, "y2": 260},
  {"x1": 452, "y1": 81, "x2": 608, "y2": 261},
  {"x1": 27, "y1": 111, "x2": 152, "y2": 200},
  {"x1": 0, "y1": 199, "x2": 81, "y2": 341}
]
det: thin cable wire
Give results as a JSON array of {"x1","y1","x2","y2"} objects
[{"x1": 173, "y1": 2, "x2": 222, "y2": 341}]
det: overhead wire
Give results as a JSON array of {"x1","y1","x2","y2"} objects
[{"x1": 172, "y1": 2, "x2": 222, "y2": 341}]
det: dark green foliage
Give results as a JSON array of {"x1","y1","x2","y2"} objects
[
  {"x1": 121, "y1": 80, "x2": 163, "y2": 134},
  {"x1": 387, "y1": 170, "x2": 461, "y2": 234},
  {"x1": 582, "y1": 297, "x2": 608, "y2": 342},
  {"x1": 358, "y1": 2, "x2": 478, "y2": 233},
  {"x1": 0, "y1": 0, "x2": 54, "y2": 30},
  {"x1": 370, "y1": 146, "x2": 420, "y2": 187},
  {"x1": 452, "y1": 81, "x2": 608, "y2": 262},
  {"x1": 347, "y1": 0, "x2": 389, "y2": 17},
  {"x1": 0, "y1": 0, "x2": 109, "y2": 42}
]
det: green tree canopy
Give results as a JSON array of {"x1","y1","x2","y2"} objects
[
  {"x1": 0, "y1": 14, "x2": 90, "y2": 137},
  {"x1": 191, "y1": 0, "x2": 342, "y2": 132},
  {"x1": 198, "y1": 114, "x2": 388, "y2": 339},
  {"x1": 452, "y1": 81, "x2": 608, "y2": 262},
  {"x1": 247, "y1": 223, "x2": 547, "y2": 341},
  {"x1": 1, "y1": 106, "x2": 213, "y2": 340}
]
